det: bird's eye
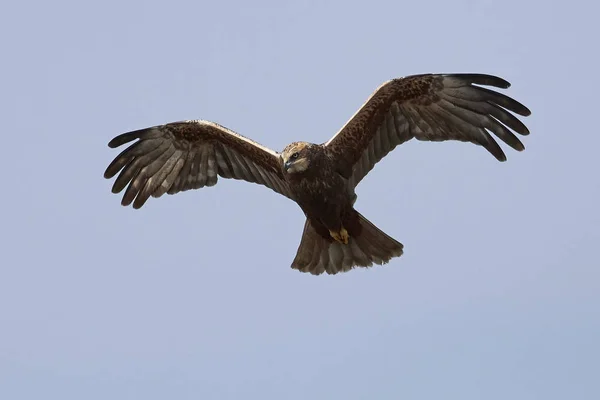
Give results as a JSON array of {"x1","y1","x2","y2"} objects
[{"x1": 291, "y1": 152, "x2": 299, "y2": 159}]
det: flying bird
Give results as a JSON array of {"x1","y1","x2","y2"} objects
[{"x1": 104, "y1": 73, "x2": 531, "y2": 275}]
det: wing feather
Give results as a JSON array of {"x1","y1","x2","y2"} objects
[
  {"x1": 324, "y1": 73, "x2": 532, "y2": 187},
  {"x1": 104, "y1": 120, "x2": 292, "y2": 208},
  {"x1": 216, "y1": 146, "x2": 233, "y2": 178}
]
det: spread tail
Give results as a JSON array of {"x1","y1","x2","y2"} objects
[{"x1": 291, "y1": 210, "x2": 404, "y2": 275}]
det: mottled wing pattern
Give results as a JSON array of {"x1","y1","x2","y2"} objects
[
  {"x1": 104, "y1": 120, "x2": 292, "y2": 208},
  {"x1": 324, "y1": 74, "x2": 532, "y2": 187}
]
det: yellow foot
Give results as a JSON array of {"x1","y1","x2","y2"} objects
[{"x1": 329, "y1": 227, "x2": 349, "y2": 244}]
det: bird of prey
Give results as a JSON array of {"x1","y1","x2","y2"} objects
[{"x1": 104, "y1": 73, "x2": 531, "y2": 275}]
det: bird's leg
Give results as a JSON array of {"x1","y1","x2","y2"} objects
[
  {"x1": 339, "y1": 227, "x2": 349, "y2": 244},
  {"x1": 329, "y1": 227, "x2": 349, "y2": 245}
]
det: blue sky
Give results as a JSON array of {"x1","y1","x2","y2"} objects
[{"x1": 1, "y1": 0, "x2": 598, "y2": 399}]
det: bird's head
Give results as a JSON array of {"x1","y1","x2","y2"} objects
[{"x1": 281, "y1": 142, "x2": 313, "y2": 174}]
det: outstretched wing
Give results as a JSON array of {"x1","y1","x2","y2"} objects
[
  {"x1": 104, "y1": 120, "x2": 292, "y2": 208},
  {"x1": 324, "y1": 74, "x2": 532, "y2": 187}
]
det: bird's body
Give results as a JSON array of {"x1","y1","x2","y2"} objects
[
  {"x1": 276, "y1": 141, "x2": 404, "y2": 271},
  {"x1": 104, "y1": 73, "x2": 531, "y2": 275},
  {"x1": 282, "y1": 143, "x2": 353, "y2": 238}
]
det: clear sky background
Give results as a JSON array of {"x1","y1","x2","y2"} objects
[{"x1": 1, "y1": 1, "x2": 598, "y2": 399}]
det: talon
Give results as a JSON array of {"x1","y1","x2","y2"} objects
[{"x1": 329, "y1": 227, "x2": 349, "y2": 245}]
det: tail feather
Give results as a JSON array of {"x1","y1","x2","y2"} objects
[{"x1": 291, "y1": 211, "x2": 404, "y2": 275}]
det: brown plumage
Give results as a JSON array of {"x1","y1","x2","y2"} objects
[{"x1": 104, "y1": 73, "x2": 531, "y2": 275}]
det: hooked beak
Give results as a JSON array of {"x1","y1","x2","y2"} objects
[{"x1": 284, "y1": 160, "x2": 292, "y2": 171}]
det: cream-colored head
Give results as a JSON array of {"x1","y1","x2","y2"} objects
[{"x1": 281, "y1": 142, "x2": 311, "y2": 174}]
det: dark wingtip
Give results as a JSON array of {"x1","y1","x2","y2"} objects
[
  {"x1": 108, "y1": 127, "x2": 152, "y2": 148},
  {"x1": 509, "y1": 102, "x2": 531, "y2": 117},
  {"x1": 108, "y1": 136, "x2": 123, "y2": 148},
  {"x1": 132, "y1": 196, "x2": 147, "y2": 210},
  {"x1": 493, "y1": 142, "x2": 526, "y2": 161},
  {"x1": 121, "y1": 195, "x2": 134, "y2": 208},
  {"x1": 103, "y1": 160, "x2": 120, "y2": 180},
  {"x1": 103, "y1": 156, "x2": 125, "y2": 180},
  {"x1": 520, "y1": 106, "x2": 532, "y2": 117},
  {"x1": 108, "y1": 133, "x2": 133, "y2": 148},
  {"x1": 111, "y1": 182, "x2": 122, "y2": 194},
  {"x1": 449, "y1": 73, "x2": 512, "y2": 89}
]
